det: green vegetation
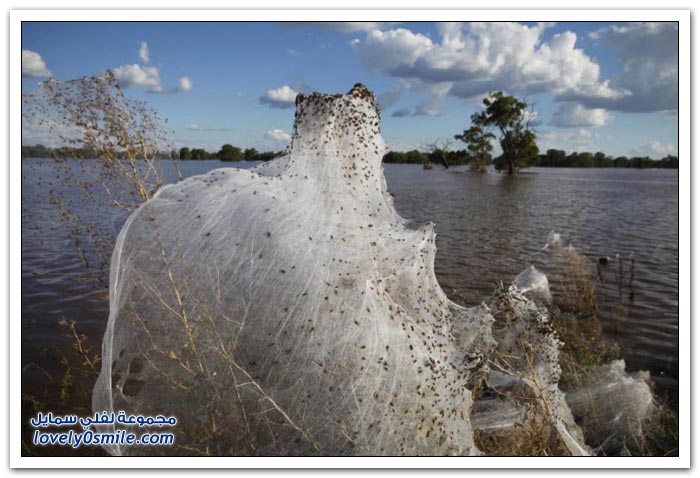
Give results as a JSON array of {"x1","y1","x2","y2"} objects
[
  {"x1": 454, "y1": 124, "x2": 495, "y2": 172},
  {"x1": 382, "y1": 149, "x2": 469, "y2": 166},
  {"x1": 472, "y1": 91, "x2": 540, "y2": 175},
  {"x1": 538, "y1": 149, "x2": 679, "y2": 169},
  {"x1": 23, "y1": 144, "x2": 285, "y2": 162},
  {"x1": 380, "y1": 148, "x2": 678, "y2": 169}
]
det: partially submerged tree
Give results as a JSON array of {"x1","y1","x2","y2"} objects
[
  {"x1": 426, "y1": 138, "x2": 454, "y2": 169},
  {"x1": 454, "y1": 121, "x2": 495, "y2": 173},
  {"x1": 473, "y1": 91, "x2": 539, "y2": 175}
]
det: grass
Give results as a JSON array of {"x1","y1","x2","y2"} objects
[
  {"x1": 472, "y1": 243, "x2": 678, "y2": 457},
  {"x1": 547, "y1": 245, "x2": 677, "y2": 456}
]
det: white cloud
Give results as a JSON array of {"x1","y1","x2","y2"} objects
[
  {"x1": 259, "y1": 85, "x2": 299, "y2": 109},
  {"x1": 112, "y1": 44, "x2": 192, "y2": 95},
  {"x1": 139, "y1": 41, "x2": 150, "y2": 64},
  {"x1": 21, "y1": 115, "x2": 81, "y2": 147},
  {"x1": 550, "y1": 103, "x2": 612, "y2": 128},
  {"x1": 633, "y1": 140, "x2": 678, "y2": 157},
  {"x1": 188, "y1": 123, "x2": 234, "y2": 132},
  {"x1": 112, "y1": 64, "x2": 161, "y2": 88},
  {"x1": 22, "y1": 50, "x2": 51, "y2": 78},
  {"x1": 179, "y1": 76, "x2": 193, "y2": 92},
  {"x1": 351, "y1": 28, "x2": 432, "y2": 71},
  {"x1": 350, "y1": 22, "x2": 627, "y2": 116},
  {"x1": 266, "y1": 129, "x2": 291, "y2": 142},
  {"x1": 577, "y1": 22, "x2": 678, "y2": 112},
  {"x1": 539, "y1": 128, "x2": 593, "y2": 150}
]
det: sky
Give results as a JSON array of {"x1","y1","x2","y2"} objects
[{"x1": 21, "y1": 21, "x2": 679, "y2": 158}]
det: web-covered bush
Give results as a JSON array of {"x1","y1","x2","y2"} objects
[{"x1": 93, "y1": 85, "x2": 653, "y2": 456}]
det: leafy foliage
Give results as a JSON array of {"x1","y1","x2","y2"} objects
[
  {"x1": 454, "y1": 122, "x2": 495, "y2": 172},
  {"x1": 472, "y1": 91, "x2": 539, "y2": 174}
]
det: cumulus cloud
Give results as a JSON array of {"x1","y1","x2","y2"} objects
[
  {"x1": 286, "y1": 22, "x2": 397, "y2": 33},
  {"x1": 139, "y1": 41, "x2": 150, "y2": 64},
  {"x1": 550, "y1": 103, "x2": 612, "y2": 128},
  {"x1": 259, "y1": 85, "x2": 299, "y2": 109},
  {"x1": 22, "y1": 50, "x2": 51, "y2": 78},
  {"x1": 579, "y1": 22, "x2": 678, "y2": 113},
  {"x1": 633, "y1": 140, "x2": 678, "y2": 157},
  {"x1": 112, "y1": 43, "x2": 191, "y2": 94},
  {"x1": 539, "y1": 128, "x2": 593, "y2": 150},
  {"x1": 350, "y1": 22, "x2": 628, "y2": 116},
  {"x1": 351, "y1": 28, "x2": 432, "y2": 71},
  {"x1": 179, "y1": 76, "x2": 193, "y2": 92},
  {"x1": 112, "y1": 64, "x2": 161, "y2": 88},
  {"x1": 266, "y1": 129, "x2": 291, "y2": 142}
]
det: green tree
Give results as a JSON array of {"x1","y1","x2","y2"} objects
[
  {"x1": 217, "y1": 144, "x2": 243, "y2": 162},
  {"x1": 473, "y1": 91, "x2": 539, "y2": 175},
  {"x1": 244, "y1": 147, "x2": 259, "y2": 161},
  {"x1": 179, "y1": 147, "x2": 192, "y2": 160},
  {"x1": 542, "y1": 149, "x2": 566, "y2": 167},
  {"x1": 593, "y1": 151, "x2": 611, "y2": 167},
  {"x1": 455, "y1": 122, "x2": 495, "y2": 172},
  {"x1": 572, "y1": 152, "x2": 594, "y2": 168},
  {"x1": 190, "y1": 148, "x2": 210, "y2": 160}
]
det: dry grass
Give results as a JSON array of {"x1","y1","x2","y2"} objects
[{"x1": 548, "y1": 245, "x2": 677, "y2": 456}]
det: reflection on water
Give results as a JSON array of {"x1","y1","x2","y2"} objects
[{"x1": 21, "y1": 159, "x2": 679, "y2": 453}]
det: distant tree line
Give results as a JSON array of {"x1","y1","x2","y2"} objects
[
  {"x1": 380, "y1": 149, "x2": 678, "y2": 169},
  {"x1": 22, "y1": 144, "x2": 286, "y2": 163},
  {"x1": 382, "y1": 149, "x2": 470, "y2": 166},
  {"x1": 537, "y1": 149, "x2": 678, "y2": 169},
  {"x1": 178, "y1": 144, "x2": 285, "y2": 162},
  {"x1": 23, "y1": 143, "x2": 679, "y2": 170},
  {"x1": 22, "y1": 144, "x2": 101, "y2": 159}
]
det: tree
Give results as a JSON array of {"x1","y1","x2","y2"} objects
[
  {"x1": 455, "y1": 122, "x2": 495, "y2": 172},
  {"x1": 190, "y1": 148, "x2": 210, "y2": 160},
  {"x1": 426, "y1": 139, "x2": 454, "y2": 169},
  {"x1": 244, "y1": 147, "x2": 259, "y2": 161},
  {"x1": 593, "y1": 151, "x2": 611, "y2": 167},
  {"x1": 179, "y1": 147, "x2": 192, "y2": 160},
  {"x1": 473, "y1": 91, "x2": 539, "y2": 175},
  {"x1": 217, "y1": 144, "x2": 243, "y2": 162},
  {"x1": 541, "y1": 149, "x2": 566, "y2": 167}
]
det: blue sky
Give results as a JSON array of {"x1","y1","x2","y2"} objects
[{"x1": 21, "y1": 21, "x2": 679, "y2": 158}]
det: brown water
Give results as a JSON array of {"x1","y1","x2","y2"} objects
[{"x1": 21, "y1": 159, "x2": 679, "y2": 455}]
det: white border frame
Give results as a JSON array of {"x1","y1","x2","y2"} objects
[{"x1": 9, "y1": 9, "x2": 691, "y2": 469}]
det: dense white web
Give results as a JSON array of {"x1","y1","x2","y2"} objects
[{"x1": 93, "y1": 85, "x2": 652, "y2": 456}]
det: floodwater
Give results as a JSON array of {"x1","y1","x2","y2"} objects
[{"x1": 21, "y1": 159, "x2": 679, "y2": 455}]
